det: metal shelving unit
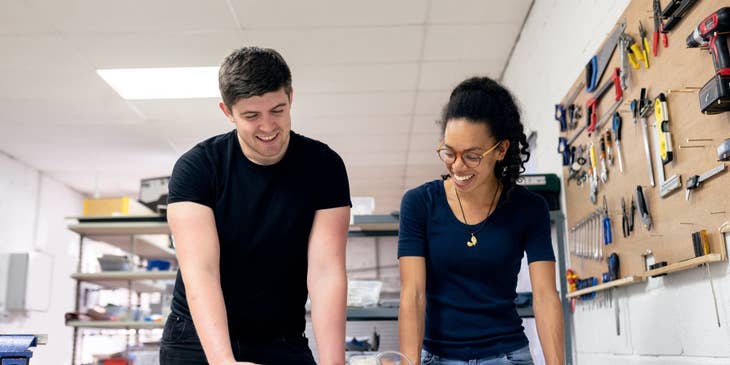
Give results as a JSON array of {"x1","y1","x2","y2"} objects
[{"x1": 66, "y1": 216, "x2": 176, "y2": 365}]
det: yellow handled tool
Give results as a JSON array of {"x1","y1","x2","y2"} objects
[{"x1": 654, "y1": 93, "x2": 673, "y2": 164}]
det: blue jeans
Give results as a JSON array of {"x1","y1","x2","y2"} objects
[{"x1": 421, "y1": 345, "x2": 534, "y2": 365}]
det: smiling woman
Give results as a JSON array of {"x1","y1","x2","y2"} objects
[{"x1": 397, "y1": 77, "x2": 565, "y2": 365}]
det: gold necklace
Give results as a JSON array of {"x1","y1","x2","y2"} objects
[{"x1": 454, "y1": 182, "x2": 501, "y2": 247}]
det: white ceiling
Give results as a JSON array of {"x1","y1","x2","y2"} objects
[{"x1": 0, "y1": 0, "x2": 532, "y2": 214}]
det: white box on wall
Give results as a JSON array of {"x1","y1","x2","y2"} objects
[{"x1": 0, "y1": 252, "x2": 53, "y2": 312}]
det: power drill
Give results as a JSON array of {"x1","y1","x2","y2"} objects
[{"x1": 686, "y1": 7, "x2": 730, "y2": 114}]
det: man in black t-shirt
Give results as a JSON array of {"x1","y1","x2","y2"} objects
[{"x1": 160, "y1": 47, "x2": 351, "y2": 365}]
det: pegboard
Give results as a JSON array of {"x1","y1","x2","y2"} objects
[{"x1": 559, "y1": 0, "x2": 730, "y2": 281}]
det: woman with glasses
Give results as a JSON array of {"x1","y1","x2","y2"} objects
[{"x1": 398, "y1": 77, "x2": 564, "y2": 365}]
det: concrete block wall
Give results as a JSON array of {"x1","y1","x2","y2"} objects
[
  {"x1": 502, "y1": 0, "x2": 730, "y2": 363},
  {"x1": 0, "y1": 151, "x2": 83, "y2": 365}
]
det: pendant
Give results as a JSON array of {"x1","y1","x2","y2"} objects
[{"x1": 467, "y1": 233, "x2": 477, "y2": 247}]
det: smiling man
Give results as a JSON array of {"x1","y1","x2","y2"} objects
[{"x1": 160, "y1": 47, "x2": 351, "y2": 365}]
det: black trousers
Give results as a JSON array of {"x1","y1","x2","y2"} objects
[{"x1": 159, "y1": 314, "x2": 317, "y2": 365}]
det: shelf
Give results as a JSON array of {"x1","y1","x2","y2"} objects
[
  {"x1": 347, "y1": 307, "x2": 398, "y2": 321},
  {"x1": 66, "y1": 218, "x2": 174, "y2": 259},
  {"x1": 565, "y1": 276, "x2": 643, "y2": 298},
  {"x1": 349, "y1": 215, "x2": 399, "y2": 237},
  {"x1": 66, "y1": 320, "x2": 164, "y2": 329},
  {"x1": 642, "y1": 253, "x2": 724, "y2": 278},
  {"x1": 71, "y1": 271, "x2": 177, "y2": 292},
  {"x1": 67, "y1": 221, "x2": 171, "y2": 236},
  {"x1": 344, "y1": 293, "x2": 534, "y2": 321}
]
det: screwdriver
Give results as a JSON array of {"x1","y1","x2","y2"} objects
[
  {"x1": 606, "y1": 130, "x2": 614, "y2": 167},
  {"x1": 603, "y1": 196, "x2": 613, "y2": 244},
  {"x1": 600, "y1": 136, "x2": 608, "y2": 183},
  {"x1": 630, "y1": 99, "x2": 638, "y2": 136},
  {"x1": 612, "y1": 112, "x2": 624, "y2": 173}
]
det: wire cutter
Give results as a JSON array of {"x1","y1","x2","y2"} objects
[{"x1": 621, "y1": 197, "x2": 630, "y2": 237}]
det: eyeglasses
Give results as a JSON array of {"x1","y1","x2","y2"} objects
[{"x1": 436, "y1": 141, "x2": 502, "y2": 168}]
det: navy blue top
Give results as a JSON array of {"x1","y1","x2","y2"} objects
[{"x1": 398, "y1": 180, "x2": 555, "y2": 360}]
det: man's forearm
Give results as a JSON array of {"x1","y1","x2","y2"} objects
[
  {"x1": 533, "y1": 293, "x2": 565, "y2": 365},
  {"x1": 309, "y1": 272, "x2": 347, "y2": 365},
  {"x1": 182, "y1": 268, "x2": 236, "y2": 365}
]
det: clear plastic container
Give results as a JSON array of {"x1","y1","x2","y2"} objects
[{"x1": 347, "y1": 280, "x2": 383, "y2": 308}]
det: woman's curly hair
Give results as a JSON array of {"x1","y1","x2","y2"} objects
[{"x1": 439, "y1": 76, "x2": 530, "y2": 191}]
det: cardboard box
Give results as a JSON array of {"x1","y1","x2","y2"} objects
[{"x1": 82, "y1": 196, "x2": 153, "y2": 217}]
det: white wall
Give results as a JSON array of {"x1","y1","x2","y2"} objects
[
  {"x1": 0, "y1": 151, "x2": 83, "y2": 365},
  {"x1": 502, "y1": 1, "x2": 730, "y2": 364}
]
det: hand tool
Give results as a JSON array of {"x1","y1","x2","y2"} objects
[
  {"x1": 603, "y1": 196, "x2": 612, "y2": 244},
  {"x1": 652, "y1": 93, "x2": 682, "y2": 198},
  {"x1": 638, "y1": 21, "x2": 651, "y2": 68},
  {"x1": 586, "y1": 22, "x2": 626, "y2": 92},
  {"x1": 570, "y1": 146, "x2": 581, "y2": 172},
  {"x1": 606, "y1": 130, "x2": 614, "y2": 166},
  {"x1": 569, "y1": 146, "x2": 577, "y2": 170},
  {"x1": 558, "y1": 137, "x2": 570, "y2": 166},
  {"x1": 705, "y1": 262, "x2": 721, "y2": 328},
  {"x1": 629, "y1": 197, "x2": 636, "y2": 233},
  {"x1": 654, "y1": 93, "x2": 674, "y2": 165},
  {"x1": 555, "y1": 104, "x2": 567, "y2": 132},
  {"x1": 661, "y1": 0, "x2": 698, "y2": 32},
  {"x1": 630, "y1": 99, "x2": 639, "y2": 136},
  {"x1": 556, "y1": 82, "x2": 585, "y2": 133},
  {"x1": 686, "y1": 7, "x2": 730, "y2": 114},
  {"x1": 691, "y1": 229, "x2": 711, "y2": 257},
  {"x1": 595, "y1": 212, "x2": 603, "y2": 260},
  {"x1": 623, "y1": 32, "x2": 646, "y2": 70},
  {"x1": 566, "y1": 89, "x2": 619, "y2": 145},
  {"x1": 685, "y1": 164, "x2": 727, "y2": 200},
  {"x1": 567, "y1": 169, "x2": 587, "y2": 186},
  {"x1": 625, "y1": 37, "x2": 641, "y2": 70},
  {"x1": 653, "y1": 0, "x2": 668, "y2": 56},
  {"x1": 618, "y1": 33, "x2": 631, "y2": 90},
  {"x1": 719, "y1": 139, "x2": 730, "y2": 161},
  {"x1": 612, "y1": 112, "x2": 625, "y2": 173},
  {"x1": 613, "y1": 286, "x2": 620, "y2": 335},
  {"x1": 586, "y1": 67, "x2": 623, "y2": 136},
  {"x1": 600, "y1": 136, "x2": 609, "y2": 183},
  {"x1": 638, "y1": 89, "x2": 656, "y2": 187},
  {"x1": 635, "y1": 185, "x2": 652, "y2": 231},
  {"x1": 621, "y1": 198, "x2": 630, "y2": 238},
  {"x1": 608, "y1": 253, "x2": 620, "y2": 281},
  {"x1": 589, "y1": 143, "x2": 599, "y2": 204},
  {"x1": 568, "y1": 104, "x2": 581, "y2": 130},
  {"x1": 576, "y1": 144, "x2": 587, "y2": 166}
]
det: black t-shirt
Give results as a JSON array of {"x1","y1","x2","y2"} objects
[{"x1": 167, "y1": 130, "x2": 351, "y2": 340}]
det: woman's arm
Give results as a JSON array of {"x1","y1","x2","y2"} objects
[
  {"x1": 399, "y1": 256, "x2": 427, "y2": 365},
  {"x1": 529, "y1": 260, "x2": 565, "y2": 365}
]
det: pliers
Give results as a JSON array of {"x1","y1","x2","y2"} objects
[
  {"x1": 621, "y1": 197, "x2": 630, "y2": 237},
  {"x1": 638, "y1": 22, "x2": 651, "y2": 68}
]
